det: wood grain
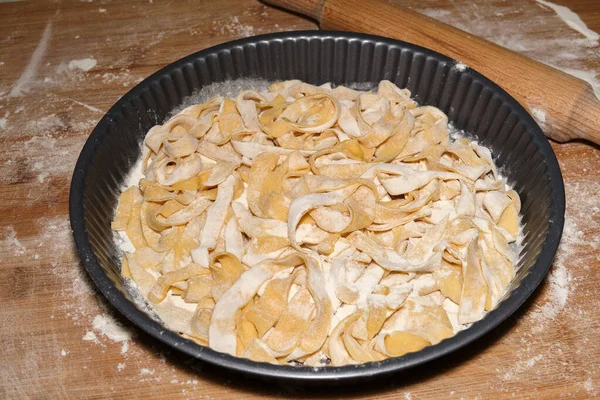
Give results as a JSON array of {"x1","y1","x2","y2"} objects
[
  {"x1": 266, "y1": 0, "x2": 600, "y2": 145},
  {"x1": 0, "y1": 0, "x2": 599, "y2": 399}
]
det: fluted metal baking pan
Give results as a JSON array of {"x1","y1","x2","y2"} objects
[{"x1": 69, "y1": 31, "x2": 565, "y2": 383}]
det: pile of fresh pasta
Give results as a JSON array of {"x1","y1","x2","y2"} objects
[{"x1": 112, "y1": 80, "x2": 521, "y2": 367}]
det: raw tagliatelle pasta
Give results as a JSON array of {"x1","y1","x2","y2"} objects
[{"x1": 112, "y1": 79, "x2": 522, "y2": 367}]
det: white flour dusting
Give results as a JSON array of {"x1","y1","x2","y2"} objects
[
  {"x1": 67, "y1": 57, "x2": 97, "y2": 72},
  {"x1": 533, "y1": 181, "x2": 593, "y2": 325},
  {"x1": 60, "y1": 349, "x2": 67, "y2": 357},
  {"x1": 115, "y1": 231, "x2": 136, "y2": 254},
  {"x1": 117, "y1": 363, "x2": 126, "y2": 372},
  {"x1": 584, "y1": 377, "x2": 597, "y2": 396},
  {"x1": 2, "y1": 115, "x2": 93, "y2": 185},
  {"x1": 501, "y1": 354, "x2": 543, "y2": 381},
  {"x1": 122, "y1": 156, "x2": 145, "y2": 190},
  {"x1": 9, "y1": 21, "x2": 52, "y2": 97},
  {"x1": 98, "y1": 69, "x2": 140, "y2": 87},
  {"x1": 214, "y1": 16, "x2": 256, "y2": 38},
  {"x1": 82, "y1": 331, "x2": 99, "y2": 344},
  {"x1": 530, "y1": 107, "x2": 546, "y2": 129},
  {"x1": 91, "y1": 314, "x2": 134, "y2": 342},
  {"x1": 494, "y1": 179, "x2": 599, "y2": 389},
  {"x1": 3, "y1": 226, "x2": 26, "y2": 255},
  {"x1": 169, "y1": 78, "x2": 270, "y2": 119},
  {"x1": 454, "y1": 61, "x2": 468, "y2": 71},
  {"x1": 529, "y1": 250, "x2": 572, "y2": 334},
  {"x1": 0, "y1": 116, "x2": 7, "y2": 130},
  {"x1": 536, "y1": 0, "x2": 599, "y2": 42}
]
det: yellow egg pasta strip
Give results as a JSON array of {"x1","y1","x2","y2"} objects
[
  {"x1": 241, "y1": 339, "x2": 279, "y2": 365},
  {"x1": 208, "y1": 253, "x2": 306, "y2": 356},
  {"x1": 209, "y1": 252, "x2": 245, "y2": 301},
  {"x1": 112, "y1": 186, "x2": 139, "y2": 231},
  {"x1": 458, "y1": 239, "x2": 488, "y2": 324},
  {"x1": 125, "y1": 190, "x2": 147, "y2": 250},
  {"x1": 140, "y1": 203, "x2": 184, "y2": 253},
  {"x1": 148, "y1": 263, "x2": 207, "y2": 304},
  {"x1": 328, "y1": 313, "x2": 361, "y2": 366},
  {"x1": 343, "y1": 317, "x2": 377, "y2": 363},
  {"x1": 286, "y1": 254, "x2": 333, "y2": 360},
  {"x1": 246, "y1": 151, "x2": 280, "y2": 217},
  {"x1": 154, "y1": 153, "x2": 203, "y2": 186},
  {"x1": 184, "y1": 274, "x2": 213, "y2": 303},
  {"x1": 191, "y1": 175, "x2": 236, "y2": 267},
  {"x1": 191, "y1": 307, "x2": 213, "y2": 342},
  {"x1": 375, "y1": 331, "x2": 431, "y2": 357},
  {"x1": 232, "y1": 201, "x2": 288, "y2": 239},
  {"x1": 347, "y1": 231, "x2": 442, "y2": 272},
  {"x1": 245, "y1": 273, "x2": 295, "y2": 337},
  {"x1": 125, "y1": 253, "x2": 157, "y2": 297},
  {"x1": 264, "y1": 286, "x2": 314, "y2": 356}
]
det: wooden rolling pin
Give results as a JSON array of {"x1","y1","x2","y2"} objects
[{"x1": 263, "y1": 0, "x2": 600, "y2": 145}]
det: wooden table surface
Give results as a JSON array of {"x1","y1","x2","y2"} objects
[{"x1": 1, "y1": 0, "x2": 599, "y2": 398}]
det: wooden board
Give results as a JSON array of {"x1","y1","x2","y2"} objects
[{"x1": 0, "y1": 0, "x2": 598, "y2": 398}]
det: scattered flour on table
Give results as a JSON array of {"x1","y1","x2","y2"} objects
[
  {"x1": 9, "y1": 21, "x2": 52, "y2": 97},
  {"x1": 117, "y1": 363, "x2": 126, "y2": 372},
  {"x1": 97, "y1": 69, "x2": 140, "y2": 87},
  {"x1": 67, "y1": 57, "x2": 97, "y2": 72},
  {"x1": 2, "y1": 226, "x2": 26, "y2": 255},
  {"x1": 528, "y1": 257, "x2": 572, "y2": 334},
  {"x1": 584, "y1": 377, "x2": 597, "y2": 396},
  {"x1": 120, "y1": 341, "x2": 129, "y2": 354},
  {"x1": 2, "y1": 113, "x2": 94, "y2": 184},
  {"x1": 82, "y1": 331, "x2": 99, "y2": 344},
  {"x1": 26, "y1": 113, "x2": 65, "y2": 134},
  {"x1": 501, "y1": 355, "x2": 544, "y2": 381},
  {"x1": 536, "y1": 0, "x2": 599, "y2": 42},
  {"x1": 535, "y1": 179, "x2": 600, "y2": 325},
  {"x1": 0, "y1": 6, "x2": 189, "y2": 385},
  {"x1": 494, "y1": 180, "x2": 599, "y2": 390},
  {"x1": 91, "y1": 314, "x2": 133, "y2": 344},
  {"x1": 213, "y1": 16, "x2": 256, "y2": 38}
]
